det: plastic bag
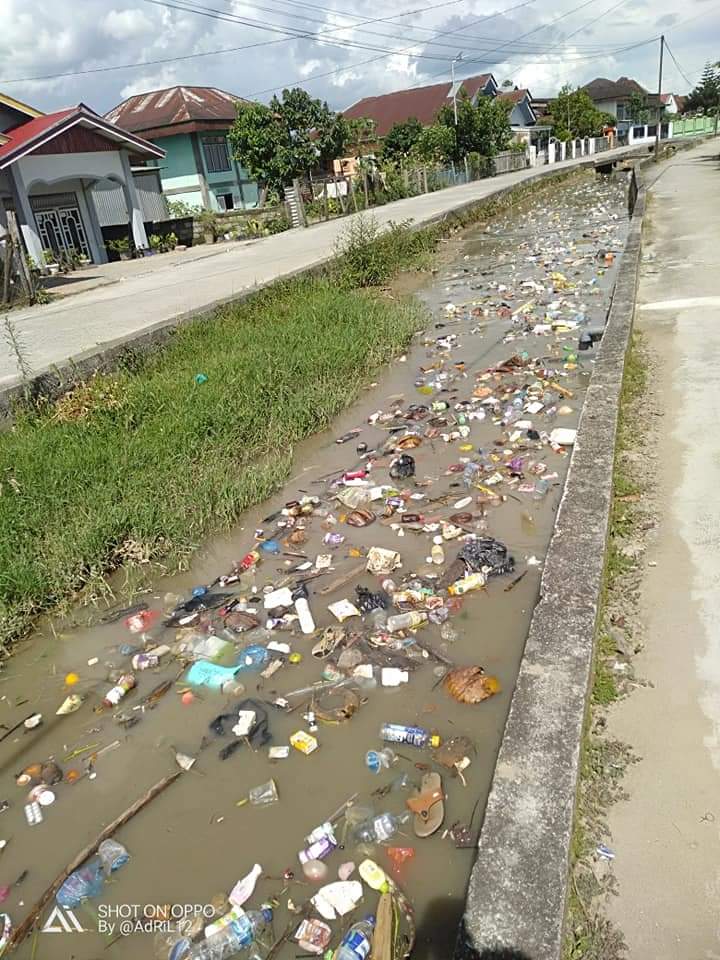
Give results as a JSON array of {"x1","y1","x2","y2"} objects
[
  {"x1": 98, "y1": 839, "x2": 130, "y2": 875},
  {"x1": 56, "y1": 858, "x2": 105, "y2": 908}
]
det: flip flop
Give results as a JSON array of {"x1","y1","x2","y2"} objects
[
  {"x1": 312, "y1": 625, "x2": 345, "y2": 660},
  {"x1": 406, "y1": 772, "x2": 444, "y2": 838}
]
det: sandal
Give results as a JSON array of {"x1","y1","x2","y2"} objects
[
  {"x1": 312, "y1": 625, "x2": 345, "y2": 659},
  {"x1": 406, "y1": 772, "x2": 445, "y2": 838}
]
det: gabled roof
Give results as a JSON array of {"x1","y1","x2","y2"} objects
[
  {"x1": 343, "y1": 73, "x2": 496, "y2": 138},
  {"x1": 0, "y1": 105, "x2": 164, "y2": 170},
  {"x1": 105, "y1": 86, "x2": 250, "y2": 137},
  {"x1": 582, "y1": 76, "x2": 647, "y2": 101},
  {"x1": 0, "y1": 92, "x2": 43, "y2": 122}
]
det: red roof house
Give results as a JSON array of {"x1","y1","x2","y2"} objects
[{"x1": 0, "y1": 93, "x2": 164, "y2": 265}]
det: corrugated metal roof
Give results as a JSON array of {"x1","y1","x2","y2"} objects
[
  {"x1": 105, "y1": 86, "x2": 250, "y2": 134},
  {"x1": 343, "y1": 74, "x2": 494, "y2": 138},
  {"x1": 0, "y1": 106, "x2": 164, "y2": 169}
]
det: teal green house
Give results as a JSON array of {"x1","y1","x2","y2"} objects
[{"x1": 105, "y1": 86, "x2": 258, "y2": 211}]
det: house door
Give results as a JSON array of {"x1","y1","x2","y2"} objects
[{"x1": 31, "y1": 193, "x2": 91, "y2": 262}]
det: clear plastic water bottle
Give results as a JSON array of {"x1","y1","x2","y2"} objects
[
  {"x1": 188, "y1": 909, "x2": 272, "y2": 960},
  {"x1": 463, "y1": 462, "x2": 481, "y2": 488},
  {"x1": 336, "y1": 916, "x2": 376, "y2": 960},
  {"x1": 354, "y1": 811, "x2": 410, "y2": 843},
  {"x1": 365, "y1": 748, "x2": 397, "y2": 774},
  {"x1": 533, "y1": 478, "x2": 550, "y2": 500}
]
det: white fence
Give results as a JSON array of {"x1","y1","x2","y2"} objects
[{"x1": 544, "y1": 136, "x2": 611, "y2": 166}]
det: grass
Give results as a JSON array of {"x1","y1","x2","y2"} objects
[
  {"x1": 0, "y1": 277, "x2": 423, "y2": 648},
  {"x1": 564, "y1": 331, "x2": 649, "y2": 960}
]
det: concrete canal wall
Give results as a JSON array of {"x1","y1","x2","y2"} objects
[{"x1": 456, "y1": 165, "x2": 647, "y2": 959}]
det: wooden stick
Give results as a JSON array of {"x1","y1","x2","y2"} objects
[
  {"x1": 318, "y1": 562, "x2": 366, "y2": 595},
  {"x1": 9, "y1": 771, "x2": 182, "y2": 949},
  {"x1": 265, "y1": 901, "x2": 311, "y2": 960}
]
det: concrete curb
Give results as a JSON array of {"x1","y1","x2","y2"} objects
[
  {"x1": 0, "y1": 152, "x2": 639, "y2": 419},
  {"x1": 457, "y1": 167, "x2": 646, "y2": 959}
]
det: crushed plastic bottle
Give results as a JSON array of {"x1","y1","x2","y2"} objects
[
  {"x1": 365, "y1": 748, "x2": 397, "y2": 774},
  {"x1": 188, "y1": 908, "x2": 272, "y2": 960}
]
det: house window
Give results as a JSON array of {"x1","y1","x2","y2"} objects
[
  {"x1": 216, "y1": 193, "x2": 235, "y2": 211},
  {"x1": 203, "y1": 136, "x2": 231, "y2": 173},
  {"x1": 616, "y1": 104, "x2": 627, "y2": 121}
]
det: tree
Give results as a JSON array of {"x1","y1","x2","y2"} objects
[
  {"x1": 627, "y1": 91, "x2": 650, "y2": 124},
  {"x1": 436, "y1": 93, "x2": 512, "y2": 161},
  {"x1": 685, "y1": 62, "x2": 720, "y2": 114},
  {"x1": 382, "y1": 118, "x2": 424, "y2": 162},
  {"x1": 411, "y1": 123, "x2": 456, "y2": 164},
  {"x1": 229, "y1": 88, "x2": 348, "y2": 197},
  {"x1": 345, "y1": 117, "x2": 377, "y2": 159},
  {"x1": 549, "y1": 85, "x2": 614, "y2": 140}
]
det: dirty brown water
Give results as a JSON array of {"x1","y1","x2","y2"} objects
[{"x1": 2, "y1": 172, "x2": 628, "y2": 960}]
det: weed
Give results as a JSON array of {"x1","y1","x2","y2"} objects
[
  {"x1": 334, "y1": 215, "x2": 439, "y2": 288},
  {"x1": 2, "y1": 314, "x2": 32, "y2": 381}
]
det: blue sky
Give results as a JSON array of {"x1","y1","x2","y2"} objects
[{"x1": 0, "y1": 0, "x2": 717, "y2": 115}]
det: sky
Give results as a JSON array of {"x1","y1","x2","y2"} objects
[{"x1": 0, "y1": 0, "x2": 717, "y2": 116}]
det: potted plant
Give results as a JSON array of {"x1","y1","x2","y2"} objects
[
  {"x1": 42, "y1": 249, "x2": 59, "y2": 276},
  {"x1": 148, "y1": 234, "x2": 163, "y2": 255},
  {"x1": 165, "y1": 231, "x2": 178, "y2": 251},
  {"x1": 107, "y1": 237, "x2": 131, "y2": 261}
]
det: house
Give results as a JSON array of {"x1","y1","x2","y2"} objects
[
  {"x1": 582, "y1": 77, "x2": 647, "y2": 121},
  {"x1": 343, "y1": 73, "x2": 499, "y2": 142},
  {"x1": 646, "y1": 93, "x2": 681, "y2": 114},
  {"x1": 105, "y1": 86, "x2": 258, "y2": 211},
  {"x1": 0, "y1": 92, "x2": 164, "y2": 265},
  {"x1": 498, "y1": 88, "x2": 537, "y2": 129}
]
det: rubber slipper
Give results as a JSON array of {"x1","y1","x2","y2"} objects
[{"x1": 406, "y1": 772, "x2": 444, "y2": 838}]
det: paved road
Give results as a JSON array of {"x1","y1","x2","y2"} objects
[
  {"x1": 0, "y1": 144, "x2": 650, "y2": 389},
  {"x1": 607, "y1": 139, "x2": 720, "y2": 956}
]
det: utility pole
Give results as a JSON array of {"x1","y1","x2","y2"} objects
[
  {"x1": 451, "y1": 52, "x2": 463, "y2": 125},
  {"x1": 654, "y1": 34, "x2": 665, "y2": 161}
]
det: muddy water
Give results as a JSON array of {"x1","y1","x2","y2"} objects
[{"x1": 3, "y1": 172, "x2": 628, "y2": 960}]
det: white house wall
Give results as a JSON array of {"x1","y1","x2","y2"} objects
[{"x1": 18, "y1": 151, "x2": 127, "y2": 192}]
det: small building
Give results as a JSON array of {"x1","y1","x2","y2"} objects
[
  {"x1": 646, "y1": 93, "x2": 681, "y2": 115},
  {"x1": 105, "y1": 86, "x2": 258, "y2": 212},
  {"x1": 581, "y1": 76, "x2": 647, "y2": 122},
  {"x1": 0, "y1": 92, "x2": 164, "y2": 265},
  {"x1": 343, "y1": 73, "x2": 499, "y2": 144}
]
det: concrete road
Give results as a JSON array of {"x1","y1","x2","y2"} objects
[
  {"x1": 0, "y1": 143, "x2": 645, "y2": 388},
  {"x1": 607, "y1": 139, "x2": 720, "y2": 956}
]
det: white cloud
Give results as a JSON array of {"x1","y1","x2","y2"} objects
[
  {"x1": 0, "y1": 0, "x2": 715, "y2": 115},
  {"x1": 102, "y1": 8, "x2": 154, "y2": 41}
]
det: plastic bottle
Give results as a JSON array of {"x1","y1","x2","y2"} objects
[
  {"x1": 447, "y1": 572, "x2": 487, "y2": 596},
  {"x1": 57, "y1": 841, "x2": 129, "y2": 908},
  {"x1": 365, "y1": 748, "x2": 397, "y2": 774},
  {"x1": 367, "y1": 608, "x2": 388, "y2": 633},
  {"x1": 238, "y1": 551, "x2": 260, "y2": 572},
  {"x1": 380, "y1": 723, "x2": 440, "y2": 749},
  {"x1": 102, "y1": 674, "x2": 136, "y2": 707},
  {"x1": 386, "y1": 611, "x2": 427, "y2": 633},
  {"x1": 336, "y1": 917, "x2": 376, "y2": 960},
  {"x1": 237, "y1": 645, "x2": 270, "y2": 670},
  {"x1": 189, "y1": 909, "x2": 272, "y2": 960},
  {"x1": 358, "y1": 860, "x2": 390, "y2": 892},
  {"x1": 355, "y1": 811, "x2": 410, "y2": 844},
  {"x1": 430, "y1": 543, "x2": 445, "y2": 565},
  {"x1": 462, "y1": 462, "x2": 481, "y2": 488},
  {"x1": 533, "y1": 478, "x2": 550, "y2": 500}
]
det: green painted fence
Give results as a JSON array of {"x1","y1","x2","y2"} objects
[{"x1": 672, "y1": 116, "x2": 717, "y2": 137}]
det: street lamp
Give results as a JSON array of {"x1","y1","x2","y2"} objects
[{"x1": 451, "y1": 52, "x2": 464, "y2": 125}]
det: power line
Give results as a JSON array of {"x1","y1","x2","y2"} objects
[
  {"x1": 249, "y1": 0, "x2": 642, "y2": 98},
  {"x1": 663, "y1": 39, "x2": 696, "y2": 87},
  {"x1": 226, "y1": 0, "x2": 636, "y2": 51},
  {"x1": 0, "y1": 0, "x2": 472, "y2": 84}
]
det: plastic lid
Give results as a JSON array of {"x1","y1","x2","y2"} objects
[{"x1": 430, "y1": 734, "x2": 441, "y2": 748}]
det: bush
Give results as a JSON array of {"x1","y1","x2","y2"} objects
[{"x1": 334, "y1": 215, "x2": 438, "y2": 288}]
